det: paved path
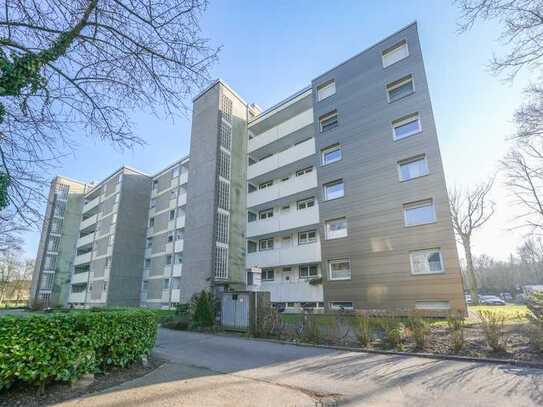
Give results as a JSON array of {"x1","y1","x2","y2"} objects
[{"x1": 57, "y1": 328, "x2": 543, "y2": 406}]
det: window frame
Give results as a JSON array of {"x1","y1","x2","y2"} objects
[
  {"x1": 262, "y1": 268, "x2": 275, "y2": 281},
  {"x1": 321, "y1": 144, "x2": 342, "y2": 166},
  {"x1": 298, "y1": 229, "x2": 317, "y2": 245},
  {"x1": 295, "y1": 166, "x2": 313, "y2": 177},
  {"x1": 259, "y1": 238, "x2": 274, "y2": 251},
  {"x1": 317, "y1": 79, "x2": 336, "y2": 101},
  {"x1": 323, "y1": 179, "x2": 345, "y2": 201},
  {"x1": 319, "y1": 110, "x2": 338, "y2": 132},
  {"x1": 397, "y1": 154, "x2": 428, "y2": 181},
  {"x1": 297, "y1": 197, "x2": 315, "y2": 210},
  {"x1": 386, "y1": 74, "x2": 415, "y2": 103},
  {"x1": 403, "y1": 199, "x2": 436, "y2": 227},
  {"x1": 382, "y1": 39, "x2": 409, "y2": 68},
  {"x1": 259, "y1": 180, "x2": 273, "y2": 190},
  {"x1": 259, "y1": 208, "x2": 274, "y2": 220},
  {"x1": 328, "y1": 258, "x2": 352, "y2": 281},
  {"x1": 325, "y1": 217, "x2": 348, "y2": 240},
  {"x1": 299, "y1": 264, "x2": 319, "y2": 279},
  {"x1": 392, "y1": 113, "x2": 422, "y2": 141},
  {"x1": 329, "y1": 301, "x2": 354, "y2": 311},
  {"x1": 409, "y1": 248, "x2": 444, "y2": 275}
]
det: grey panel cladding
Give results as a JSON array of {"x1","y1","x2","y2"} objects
[
  {"x1": 150, "y1": 255, "x2": 166, "y2": 276},
  {"x1": 155, "y1": 192, "x2": 170, "y2": 212},
  {"x1": 94, "y1": 236, "x2": 108, "y2": 257},
  {"x1": 153, "y1": 211, "x2": 170, "y2": 233},
  {"x1": 147, "y1": 279, "x2": 162, "y2": 300},
  {"x1": 151, "y1": 232, "x2": 168, "y2": 255},
  {"x1": 98, "y1": 214, "x2": 112, "y2": 237},
  {"x1": 157, "y1": 171, "x2": 172, "y2": 193},
  {"x1": 101, "y1": 195, "x2": 116, "y2": 215},
  {"x1": 312, "y1": 23, "x2": 464, "y2": 310},
  {"x1": 91, "y1": 279, "x2": 105, "y2": 300},
  {"x1": 105, "y1": 176, "x2": 118, "y2": 195},
  {"x1": 92, "y1": 257, "x2": 107, "y2": 278}
]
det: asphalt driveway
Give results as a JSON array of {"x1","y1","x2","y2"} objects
[{"x1": 56, "y1": 328, "x2": 543, "y2": 406}]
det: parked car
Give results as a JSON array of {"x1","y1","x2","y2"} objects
[{"x1": 479, "y1": 295, "x2": 506, "y2": 306}]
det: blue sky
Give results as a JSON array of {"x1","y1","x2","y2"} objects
[{"x1": 21, "y1": 1, "x2": 531, "y2": 260}]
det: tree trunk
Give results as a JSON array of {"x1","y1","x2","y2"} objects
[{"x1": 462, "y1": 236, "x2": 479, "y2": 305}]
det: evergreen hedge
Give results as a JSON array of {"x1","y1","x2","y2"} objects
[{"x1": 0, "y1": 308, "x2": 158, "y2": 390}]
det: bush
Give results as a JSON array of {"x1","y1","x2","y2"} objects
[
  {"x1": 478, "y1": 310, "x2": 507, "y2": 352},
  {"x1": 527, "y1": 293, "x2": 543, "y2": 353},
  {"x1": 354, "y1": 312, "x2": 372, "y2": 347},
  {"x1": 406, "y1": 313, "x2": 429, "y2": 350},
  {"x1": 0, "y1": 309, "x2": 158, "y2": 391},
  {"x1": 191, "y1": 290, "x2": 216, "y2": 329},
  {"x1": 378, "y1": 315, "x2": 405, "y2": 350},
  {"x1": 447, "y1": 312, "x2": 465, "y2": 353}
]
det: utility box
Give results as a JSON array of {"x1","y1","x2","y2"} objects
[{"x1": 221, "y1": 291, "x2": 271, "y2": 334}]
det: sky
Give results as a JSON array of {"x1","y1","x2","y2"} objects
[{"x1": 20, "y1": 0, "x2": 534, "y2": 261}]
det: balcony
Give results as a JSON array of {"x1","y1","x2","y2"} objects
[
  {"x1": 172, "y1": 263, "x2": 182, "y2": 277},
  {"x1": 246, "y1": 242, "x2": 321, "y2": 269},
  {"x1": 248, "y1": 109, "x2": 314, "y2": 153},
  {"x1": 80, "y1": 214, "x2": 98, "y2": 231},
  {"x1": 83, "y1": 195, "x2": 100, "y2": 213},
  {"x1": 71, "y1": 271, "x2": 89, "y2": 284},
  {"x1": 174, "y1": 240, "x2": 184, "y2": 252},
  {"x1": 247, "y1": 205, "x2": 319, "y2": 237},
  {"x1": 256, "y1": 280, "x2": 323, "y2": 303},
  {"x1": 247, "y1": 170, "x2": 317, "y2": 208},
  {"x1": 248, "y1": 138, "x2": 315, "y2": 180},
  {"x1": 171, "y1": 289, "x2": 181, "y2": 302},
  {"x1": 74, "y1": 251, "x2": 92, "y2": 266},
  {"x1": 76, "y1": 233, "x2": 94, "y2": 249},
  {"x1": 68, "y1": 291, "x2": 87, "y2": 303},
  {"x1": 176, "y1": 215, "x2": 185, "y2": 229},
  {"x1": 178, "y1": 193, "x2": 187, "y2": 207},
  {"x1": 180, "y1": 171, "x2": 188, "y2": 185},
  {"x1": 161, "y1": 289, "x2": 170, "y2": 303}
]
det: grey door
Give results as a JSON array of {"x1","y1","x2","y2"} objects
[{"x1": 221, "y1": 293, "x2": 249, "y2": 330}]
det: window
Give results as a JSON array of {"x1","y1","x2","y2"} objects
[
  {"x1": 168, "y1": 233, "x2": 174, "y2": 243},
  {"x1": 392, "y1": 113, "x2": 421, "y2": 141},
  {"x1": 386, "y1": 75, "x2": 414, "y2": 103},
  {"x1": 298, "y1": 230, "x2": 317, "y2": 245},
  {"x1": 329, "y1": 302, "x2": 354, "y2": 311},
  {"x1": 142, "y1": 281, "x2": 149, "y2": 291},
  {"x1": 325, "y1": 218, "x2": 348, "y2": 239},
  {"x1": 162, "y1": 279, "x2": 170, "y2": 290},
  {"x1": 404, "y1": 199, "x2": 435, "y2": 226},
  {"x1": 296, "y1": 167, "x2": 313, "y2": 177},
  {"x1": 220, "y1": 122, "x2": 232, "y2": 150},
  {"x1": 215, "y1": 246, "x2": 228, "y2": 279},
  {"x1": 171, "y1": 277, "x2": 181, "y2": 289},
  {"x1": 398, "y1": 155, "x2": 428, "y2": 181},
  {"x1": 247, "y1": 240, "x2": 257, "y2": 253},
  {"x1": 262, "y1": 269, "x2": 274, "y2": 281},
  {"x1": 146, "y1": 237, "x2": 152, "y2": 248},
  {"x1": 221, "y1": 95, "x2": 233, "y2": 123},
  {"x1": 152, "y1": 180, "x2": 158, "y2": 191},
  {"x1": 218, "y1": 179, "x2": 230, "y2": 210},
  {"x1": 47, "y1": 235, "x2": 61, "y2": 252},
  {"x1": 299, "y1": 264, "x2": 319, "y2": 279},
  {"x1": 259, "y1": 238, "x2": 274, "y2": 251},
  {"x1": 175, "y1": 253, "x2": 182, "y2": 264},
  {"x1": 382, "y1": 40, "x2": 409, "y2": 68},
  {"x1": 150, "y1": 198, "x2": 156, "y2": 208},
  {"x1": 410, "y1": 249, "x2": 444, "y2": 275},
  {"x1": 321, "y1": 144, "x2": 342, "y2": 166},
  {"x1": 166, "y1": 255, "x2": 172, "y2": 265},
  {"x1": 317, "y1": 79, "x2": 336, "y2": 101},
  {"x1": 281, "y1": 205, "x2": 290, "y2": 213},
  {"x1": 149, "y1": 217, "x2": 154, "y2": 228},
  {"x1": 168, "y1": 210, "x2": 175, "y2": 221},
  {"x1": 170, "y1": 189, "x2": 177, "y2": 200},
  {"x1": 415, "y1": 301, "x2": 450, "y2": 311},
  {"x1": 218, "y1": 150, "x2": 231, "y2": 180},
  {"x1": 172, "y1": 166, "x2": 180, "y2": 178},
  {"x1": 248, "y1": 211, "x2": 257, "y2": 223},
  {"x1": 323, "y1": 179, "x2": 344, "y2": 200},
  {"x1": 319, "y1": 110, "x2": 338, "y2": 132},
  {"x1": 297, "y1": 197, "x2": 315, "y2": 210},
  {"x1": 216, "y1": 212, "x2": 229, "y2": 244},
  {"x1": 328, "y1": 259, "x2": 351, "y2": 280},
  {"x1": 259, "y1": 180, "x2": 273, "y2": 189},
  {"x1": 175, "y1": 229, "x2": 183, "y2": 240},
  {"x1": 281, "y1": 176, "x2": 290, "y2": 182},
  {"x1": 55, "y1": 183, "x2": 69, "y2": 200},
  {"x1": 105, "y1": 257, "x2": 111, "y2": 270},
  {"x1": 144, "y1": 258, "x2": 151, "y2": 268},
  {"x1": 259, "y1": 208, "x2": 273, "y2": 220}
]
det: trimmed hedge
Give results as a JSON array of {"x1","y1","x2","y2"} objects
[{"x1": 0, "y1": 309, "x2": 158, "y2": 390}]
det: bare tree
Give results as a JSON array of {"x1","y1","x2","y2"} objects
[
  {"x1": 0, "y1": 0, "x2": 219, "y2": 225},
  {"x1": 450, "y1": 178, "x2": 496, "y2": 304}
]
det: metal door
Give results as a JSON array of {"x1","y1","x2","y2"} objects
[{"x1": 221, "y1": 292, "x2": 249, "y2": 330}]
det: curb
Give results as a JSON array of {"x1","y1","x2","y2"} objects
[{"x1": 238, "y1": 335, "x2": 543, "y2": 369}]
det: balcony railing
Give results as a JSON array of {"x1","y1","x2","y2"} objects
[
  {"x1": 248, "y1": 109, "x2": 313, "y2": 153},
  {"x1": 172, "y1": 263, "x2": 182, "y2": 277},
  {"x1": 248, "y1": 138, "x2": 315, "y2": 180},
  {"x1": 82, "y1": 195, "x2": 100, "y2": 213},
  {"x1": 247, "y1": 204, "x2": 319, "y2": 237},
  {"x1": 71, "y1": 271, "x2": 89, "y2": 284},
  {"x1": 74, "y1": 251, "x2": 92, "y2": 266},
  {"x1": 255, "y1": 280, "x2": 323, "y2": 303},
  {"x1": 247, "y1": 170, "x2": 317, "y2": 208},
  {"x1": 246, "y1": 242, "x2": 321, "y2": 269},
  {"x1": 68, "y1": 291, "x2": 87, "y2": 303},
  {"x1": 76, "y1": 232, "x2": 94, "y2": 248},
  {"x1": 80, "y1": 214, "x2": 98, "y2": 231},
  {"x1": 171, "y1": 289, "x2": 181, "y2": 302}
]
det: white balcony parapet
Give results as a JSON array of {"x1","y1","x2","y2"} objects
[
  {"x1": 178, "y1": 193, "x2": 187, "y2": 207},
  {"x1": 247, "y1": 170, "x2": 317, "y2": 208},
  {"x1": 246, "y1": 242, "x2": 321, "y2": 269},
  {"x1": 174, "y1": 240, "x2": 184, "y2": 252},
  {"x1": 179, "y1": 171, "x2": 188, "y2": 185},
  {"x1": 80, "y1": 214, "x2": 98, "y2": 231},
  {"x1": 76, "y1": 233, "x2": 95, "y2": 248},
  {"x1": 171, "y1": 289, "x2": 181, "y2": 302},
  {"x1": 248, "y1": 138, "x2": 315, "y2": 180},
  {"x1": 161, "y1": 289, "x2": 170, "y2": 302},
  {"x1": 74, "y1": 252, "x2": 92, "y2": 266},
  {"x1": 248, "y1": 109, "x2": 313, "y2": 153},
  {"x1": 83, "y1": 196, "x2": 100, "y2": 213},
  {"x1": 247, "y1": 205, "x2": 319, "y2": 237},
  {"x1": 71, "y1": 271, "x2": 89, "y2": 284},
  {"x1": 176, "y1": 216, "x2": 185, "y2": 229},
  {"x1": 68, "y1": 291, "x2": 87, "y2": 303},
  {"x1": 255, "y1": 280, "x2": 323, "y2": 303},
  {"x1": 172, "y1": 263, "x2": 182, "y2": 277}
]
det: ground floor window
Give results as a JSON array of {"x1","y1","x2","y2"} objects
[{"x1": 329, "y1": 301, "x2": 353, "y2": 311}]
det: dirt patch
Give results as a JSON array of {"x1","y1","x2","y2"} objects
[{"x1": 0, "y1": 356, "x2": 164, "y2": 407}]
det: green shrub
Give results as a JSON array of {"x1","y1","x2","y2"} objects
[
  {"x1": 478, "y1": 310, "x2": 506, "y2": 352},
  {"x1": 447, "y1": 312, "x2": 465, "y2": 353},
  {"x1": 406, "y1": 313, "x2": 429, "y2": 350},
  {"x1": 354, "y1": 312, "x2": 372, "y2": 347},
  {"x1": 527, "y1": 293, "x2": 543, "y2": 353},
  {"x1": 378, "y1": 315, "x2": 405, "y2": 350},
  {"x1": 191, "y1": 290, "x2": 216, "y2": 329},
  {"x1": 0, "y1": 309, "x2": 158, "y2": 391},
  {"x1": 162, "y1": 319, "x2": 190, "y2": 331}
]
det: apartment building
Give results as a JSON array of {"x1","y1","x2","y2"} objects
[
  {"x1": 30, "y1": 176, "x2": 91, "y2": 307},
  {"x1": 33, "y1": 22, "x2": 465, "y2": 314}
]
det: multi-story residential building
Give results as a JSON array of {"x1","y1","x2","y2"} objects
[
  {"x1": 30, "y1": 176, "x2": 91, "y2": 307},
  {"x1": 32, "y1": 22, "x2": 466, "y2": 314}
]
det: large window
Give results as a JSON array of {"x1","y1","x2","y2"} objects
[
  {"x1": 299, "y1": 264, "x2": 319, "y2": 279},
  {"x1": 296, "y1": 167, "x2": 313, "y2": 177},
  {"x1": 323, "y1": 179, "x2": 344, "y2": 201},
  {"x1": 325, "y1": 217, "x2": 348, "y2": 240},
  {"x1": 215, "y1": 246, "x2": 228, "y2": 279},
  {"x1": 219, "y1": 122, "x2": 232, "y2": 150},
  {"x1": 328, "y1": 259, "x2": 351, "y2": 280},
  {"x1": 221, "y1": 95, "x2": 233, "y2": 123},
  {"x1": 297, "y1": 197, "x2": 315, "y2": 210},
  {"x1": 319, "y1": 110, "x2": 338, "y2": 132},
  {"x1": 259, "y1": 208, "x2": 273, "y2": 220},
  {"x1": 329, "y1": 301, "x2": 353, "y2": 311},
  {"x1": 398, "y1": 155, "x2": 428, "y2": 181},
  {"x1": 317, "y1": 79, "x2": 336, "y2": 101},
  {"x1": 259, "y1": 238, "x2": 274, "y2": 251},
  {"x1": 386, "y1": 75, "x2": 414, "y2": 103},
  {"x1": 392, "y1": 113, "x2": 421, "y2": 141},
  {"x1": 259, "y1": 180, "x2": 273, "y2": 189},
  {"x1": 262, "y1": 269, "x2": 274, "y2": 281},
  {"x1": 410, "y1": 249, "x2": 444, "y2": 275},
  {"x1": 404, "y1": 199, "x2": 435, "y2": 226},
  {"x1": 218, "y1": 179, "x2": 230, "y2": 210},
  {"x1": 321, "y1": 144, "x2": 342, "y2": 166},
  {"x1": 216, "y1": 212, "x2": 229, "y2": 244},
  {"x1": 382, "y1": 40, "x2": 409, "y2": 68},
  {"x1": 218, "y1": 150, "x2": 231, "y2": 180},
  {"x1": 298, "y1": 230, "x2": 317, "y2": 245}
]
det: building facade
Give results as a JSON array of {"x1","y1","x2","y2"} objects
[{"x1": 32, "y1": 22, "x2": 466, "y2": 314}]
